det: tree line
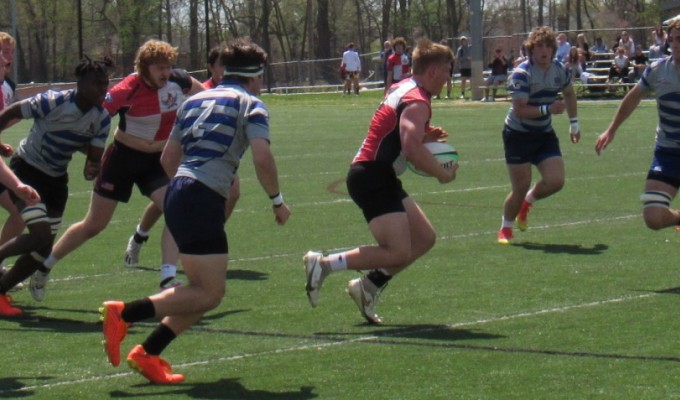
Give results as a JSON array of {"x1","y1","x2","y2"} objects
[{"x1": 0, "y1": 0, "x2": 669, "y2": 84}]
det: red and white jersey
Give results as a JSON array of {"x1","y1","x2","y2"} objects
[
  {"x1": 352, "y1": 79, "x2": 431, "y2": 165},
  {"x1": 386, "y1": 52, "x2": 410, "y2": 82},
  {"x1": 1, "y1": 78, "x2": 16, "y2": 111},
  {"x1": 104, "y1": 69, "x2": 193, "y2": 141}
]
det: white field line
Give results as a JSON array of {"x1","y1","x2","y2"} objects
[{"x1": 6, "y1": 290, "x2": 657, "y2": 392}]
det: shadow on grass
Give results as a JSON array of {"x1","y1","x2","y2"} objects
[
  {"x1": 512, "y1": 242, "x2": 608, "y2": 255},
  {"x1": 109, "y1": 378, "x2": 316, "y2": 399},
  {"x1": 0, "y1": 376, "x2": 53, "y2": 398},
  {"x1": 130, "y1": 266, "x2": 269, "y2": 281},
  {"x1": 0, "y1": 306, "x2": 101, "y2": 333}
]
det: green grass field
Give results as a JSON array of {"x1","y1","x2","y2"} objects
[{"x1": 1, "y1": 91, "x2": 679, "y2": 399}]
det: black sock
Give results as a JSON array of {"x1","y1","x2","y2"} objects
[
  {"x1": 133, "y1": 232, "x2": 149, "y2": 244},
  {"x1": 366, "y1": 270, "x2": 392, "y2": 288},
  {"x1": 121, "y1": 297, "x2": 155, "y2": 323},
  {"x1": 142, "y1": 323, "x2": 177, "y2": 356}
]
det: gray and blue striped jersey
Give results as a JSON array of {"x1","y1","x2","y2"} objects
[
  {"x1": 17, "y1": 89, "x2": 111, "y2": 177},
  {"x1": 504, "y1": 60, "x2": 572, "y2": 133},
  {"x1": 639, "y1": 57, "x2": 680, "y2": 149},
  {"x1": 170, "y1": 81, "x2": 269, "y2": 198}
]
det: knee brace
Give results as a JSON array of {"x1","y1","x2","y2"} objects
[{"x1": 640, "y1": 191, "x2": 672, "y2": 209}]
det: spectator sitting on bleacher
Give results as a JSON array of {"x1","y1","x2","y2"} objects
[
  {"x1": 649, "y1": 24, "x2": 667, "y2": 59},
  {"x1": 590, "y1": 37, "x2": 609, "y2": 54},
  {"x1": 565, "y1": 46, "x2": 587, "y2": 80},
  {"x1": 619, "y1": 31, "x2": 635, "y2": 57},
  {"x1": 608, "y1": 47, "x2": 630, "y2": 85},
  {"x1": 576, "y1": 33, "x2": 591, "y2": 61},
  {"x1": 481, "y1": 48, "x2": 508, "y2": 102},
  {"x1": 629, "y1": 46, "x2": 649, "y2": 82},
  {"x1": 555, "y1": 33, "x2": 571, "y2": 64}
]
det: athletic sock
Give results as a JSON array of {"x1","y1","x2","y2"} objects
[
  {"x1": 121, "y1": 297, "x2": 156, "y2": 323},
  {"x1": 133, "y1": 225, "x2": 149, "y2": 244},
  {"x1": 43, "y1": 254, "x2": 58, "y2": 271},
  {"x1": 160, "y1": 264, "x2": 177, "y2": 281},
  {"x1": 501, "y1": 217, "x2": 514, "y2": 229},
  {"x1": 366, "y1": 269, "x2": 392, "y2": 288},
  {"x1": 142, "y1": 323, "x2": 177, "y2": 356},
  {"x1": 327, "y1": 252, "x2": 348, "y2": 271}
]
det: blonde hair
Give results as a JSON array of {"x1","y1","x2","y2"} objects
[
  {"x1": 411, "y1": 38, "x2": 454, "y2": 75},
  {"x1": 524, "y1": 26, "x2": 557, "y2": 59},
  {"x1": 134, "y1": 39, "x2": 178, "y2": 77},
  {"x1": 0, "y1": 32, "x2": 16, "y2": 46}
]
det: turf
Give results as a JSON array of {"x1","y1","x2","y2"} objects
[{"x1": 1, "y1": 91, "x2": 678, "y2": 399}]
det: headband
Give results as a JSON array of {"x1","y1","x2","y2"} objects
[{"x1": 223, "y1": 64, "x2": 265, "y2": 77}]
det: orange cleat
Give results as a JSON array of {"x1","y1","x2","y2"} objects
[
  {"x1": 516, "y1": 201, "x2": 532, "y2": 232},
  {"x1": 99, "y1": 301, "x2": 129, "y2": 367},
  {"x1": 127, "y1": 345, "x2": 185, "y2": 384},
  {"x1": 0, "y1": 294, "x2": 22, "y2": 316},
  {"x1": 497, "y1": 227, "x2": 513, "y2": 244}
]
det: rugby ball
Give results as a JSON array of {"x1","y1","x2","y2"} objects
[{"x1": 407, "y1": 142, "x2": 459, "y2": 177}]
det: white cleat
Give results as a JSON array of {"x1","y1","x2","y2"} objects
[
  {"x1": 29, "y1": 270, "x2": 50, "y2": 302},
  {"x1": 124, "y1": 235, "x2": 144, "y2": 267},
  {"x1": 347, "y1": 277, "x2": 383, "y2": 325},
  {"x1": 304, "y1": 251, "x2": 326, "y2": 307}
]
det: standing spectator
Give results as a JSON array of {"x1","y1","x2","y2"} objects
[
  {"x1": 649, "y1": 24, "x2": 667, "y2": 59},
  {"x1": 590, "y1": 37, "x2": 609, "y2": 54},
  {"x1": 29, "y1": 40, "x2": 205, "y2": 300},
  {"x1": 303, "y1": 39, "x2": 457, "y2": 325},
  {"x1": 619, "y1": 31, "x2": 635, "y2": 57},
  {"x1": 385, "y1": 37, "x2": 411, "y2": 94},
  {"x1": 497, "y1": 26, "x2": 580, "y2": 244},
  {"x1": 99, "y1": 38, "x2": 290, "y2": 384},
  {"x1": 595, "y1": 20, "x2": 680, "y2": 236},
  {"x1": 0, "y1": 58, "x2": 111, "y2": 315},
  {"x1": 456, "y1": 36, "x2": 472, "y2": 99},
  {"x1": 341, "y1": 42, "x2": 361, "y2": 96},
  {"x1": 380, "y1": 40, "x2": 394, "y2": 87},
  {"x1": 436, "y1": 38, "x2": 454, "y2": 99},
  {"x1": 629, "y1": 46, "x2": 649, "y2": 82},
  {"x1": 481, "y1": 48, "x2": 508, "y2": 102},
  {"x1": 576, "y1": 33, "x2": 591, "y2": 61},
  {"x1": 608, "y1": 47, "x2": 630, "y2": 85},
  {"x1": 555, "y1": 33, "x2": 571, "y2": 64}
]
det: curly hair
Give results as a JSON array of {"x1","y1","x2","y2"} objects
[
  {"x1": 411, "y1": 38, "x2": 453, "y2": 75},
  {"x1": 0, "y1": 32, "x2": 15, "y2": 46},
  {"x1": 524, "y1": 26, "x2": 557, "y2": 59},
  {"x1": 391, "y1": 37, "x2": 407, "y2": 52},
  {"x1": 667, "y1": 19, "x2": 680, "y2": 36},
  {"x1": 134, "y1": 39, "x2": 178, "y2": 77}
]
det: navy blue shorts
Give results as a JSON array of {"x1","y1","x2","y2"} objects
[
  {"x1": 347, "y1": 161, "x2": 408, "y2": 223},
  {"x1": 647, "y1": 146, "x2": 680, "y2": 188},
  {"x1": 164, "y1": 177, "x2": 228, "y2": 255},
  {"x1": 502, "y1": 125, "x2": 561, "y2": 165},
  {"x1": 94, "y1": 140, "x2": 169, "y2": 203}
]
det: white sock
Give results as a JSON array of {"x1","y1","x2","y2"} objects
[
  {"x1": 136, "y1": 224, "x2": 150, "y2": 237},
  {"x1": 327, "y1": 252, "x2": 348, "y2": 271},
  {"x1": 525, "y1": 190, "x2": 536, "y2": 204},
  {"x1": 43, "y1": 254, "x2": 59, "y2": 270},
  {"x1": 501, "y1": 217, "x2": 514, "y2": 229},
  {"x1": 160, "y1": 264, "x2": 177, "y2": 280}
]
